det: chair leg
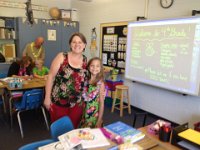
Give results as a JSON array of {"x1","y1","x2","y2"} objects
[
  {"x1": 142, "y1": 113, "x2": 148, "y2": 127},
  {"x1": 17, "y1": 111, "x2": 24, "y2": 138},
  {"x1": 127, "y1": 89, "x2": 131, "y2": 114},
  {"x1": 120, "y1": 90, "x2": 123, "y2": 117},
  {"x1": 132, "y1": 112, "x2": 148, "y2": 127},
  {"x1": 111, "y1": 90, "x2": 117, "y2": 113},
  {"x1": 1, "y1": 95, "x2": 6, "y2": 114},
  {"x1": 133, "y1": 114, "x2": 137, "y2": 127},
  {"x1": 9, "y1": 96, "x2": 13, "y2": 129},
  {"x1": 41, "y1": 106, "x2": 49, "y2": 130}
]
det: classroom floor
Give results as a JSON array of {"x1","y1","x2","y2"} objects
[{"x1": 0, "y1": 104, "x2": 159, "y2": 150}]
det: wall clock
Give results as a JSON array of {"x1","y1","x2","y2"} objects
[{"x1": 160, "y1": 0, "x2": 174, "y2": 9}]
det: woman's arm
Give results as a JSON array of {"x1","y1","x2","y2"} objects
[
  {"x1": 44, "y1": 52, "x2": 64, "y2": 110},
  {"x1": 96, "y1": 81, "x2": 105, "y2": 128}
]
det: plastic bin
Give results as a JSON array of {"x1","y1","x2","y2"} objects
[{"x1": 194, "y1": 122, "x2": 200, "y2": 132}]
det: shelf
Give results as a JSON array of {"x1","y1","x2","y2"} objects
[{"x1": 0, "y1": 38, "x2": 15, "y2": 40}]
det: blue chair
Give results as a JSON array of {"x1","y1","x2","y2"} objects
[
  {"x1": 18, "y1": 116, "x2": 74, "y2": 150},
  {"x1": 11, "y1": 89, "x2": 49, "y2": 138}
]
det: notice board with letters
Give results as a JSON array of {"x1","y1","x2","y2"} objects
[{"x1": 100, "y1": 21, "x2": 128, "y2": 73}]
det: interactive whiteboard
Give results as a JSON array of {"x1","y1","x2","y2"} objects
[{"x1": 125, "y1": 17, "x2": 200, "y2": 95}]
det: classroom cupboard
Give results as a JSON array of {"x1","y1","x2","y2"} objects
[{"x1": 16, "y1": 17, "x2": 79, "y2": 67}]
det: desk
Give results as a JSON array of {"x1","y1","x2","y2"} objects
[
  {"x1": 93, "y1": 126, "x2": 181, "y2": 150},
  {"x1": 0, "y1": 78, "x2": 46, "y2": 128},
  {"x1": 138, "y1": 126, "x2": 181, "y2": 150},
  {"x1": 38, "y1": 125, "x2": 181, "y2": 150}
]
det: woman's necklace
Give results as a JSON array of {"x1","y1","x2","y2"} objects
[{"x1": 31, "y1": 42, "x2": 42, "y2": 58}]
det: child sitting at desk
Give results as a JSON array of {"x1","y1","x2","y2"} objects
[
  {"x1": 7, "y1": 56, "x2": 33, "y2": 80},
  {"x1": 33, "y1": 59, "x2": 49, "y2": 79}
]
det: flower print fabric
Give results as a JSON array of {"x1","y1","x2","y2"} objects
[
  {"x1": 51, "y1": 53, "x2": 88, "y2": 108},
  {"x1": 80, "y1": 81, "x2": 101, "y2": 128}
]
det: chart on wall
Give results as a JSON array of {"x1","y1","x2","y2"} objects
[{"x1": 100, "y1": 22, "x2": 128, "y2": 73}]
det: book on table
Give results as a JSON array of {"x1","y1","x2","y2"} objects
[
  {"x1": 105, "y1": 121, "x2": 145, "y2": 143},
  {"x1": 58, "y1": 128, "x2": 110, "y2": 149},
  {"x1": 38, "y1": 141, "x2": 64, "y2": 150}
]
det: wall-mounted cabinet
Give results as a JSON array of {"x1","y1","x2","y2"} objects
[
  {"x1": 0, "y1": 17, "x2": 16, "y2": 62},
  {"x1": 0, "y1": 17, "x2": 79, "y2": 76},
  {"x1": 16, "y1": 17, "x2": 79, "y2": 67}
]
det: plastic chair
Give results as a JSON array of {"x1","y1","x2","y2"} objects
[
  {"x1": 18, "y1": 116, "x2": 74, "y2": 150},
  {"x1": 11, "y1": 89, "x2": 49, "y2": 138},
  {"x1": 50, "y1": 116, "x2": 74, "y2": 141}
]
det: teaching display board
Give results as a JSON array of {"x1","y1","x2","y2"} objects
[
  {"x1": 125, "y1": 17, "x2": 200, "y2": 95},
  {"x1": 100, "y1": 22, "x2": 127, "y2": 73}
]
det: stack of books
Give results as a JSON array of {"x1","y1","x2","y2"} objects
[
  {"x1": 104, "y1": 121, "x2": 145, "y2": 144},
  {"x1": 39, "y1": 128, "x2": 110, "y2": 150}
]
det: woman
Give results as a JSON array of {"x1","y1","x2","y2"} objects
[
  {"x1": 7, "y1": 56, "x2": 33, "y2": 78},
  {"x1": 44, "y1": 32, "x2": 88, "y2": 128}
]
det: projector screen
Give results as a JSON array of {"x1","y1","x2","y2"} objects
[{"x1": 125, "y1": 17, "x2": 200, "y2": 96}]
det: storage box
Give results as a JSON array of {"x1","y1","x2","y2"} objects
[
  {"x1": 8, "y1": 78, "x2": 23, "y2": 88},
  {"x1": 194, "y1": 122, "x2": 200, "y2": 132},
  {"x1": 0, "y1": 19, "x2": 5, "y2": 27},
  {"x1": 147, "y1": 120, "x2": 171, "y2": 135},
  {"x1": 105, "y1": 80, "x2": 123, "y2": 91},
  {"x1": 60, "y1": 9, "x2": 71, "y2": 21}
]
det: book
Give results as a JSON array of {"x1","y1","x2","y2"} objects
[
  {"x1": 38, "y1": 141, "x2": 64, "y2": 150},
  {"x1": 58, "y1": 128, "x2": 110, "y2": 149},
  {"x1": 105, "y1": 121, "x2": 145, "y2": 143}
]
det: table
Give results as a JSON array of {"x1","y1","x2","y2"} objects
[
  {"x1": 92, "y1": 126, "x2": 181, "y2": 150},
  {"x1": 0, "y1": 78, "x2": 46, "y2": 128},
  {"x1": 138, "y1": 126, "x2": 181, "y2": 150}
]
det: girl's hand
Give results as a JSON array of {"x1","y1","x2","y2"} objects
[{"x1": 96, "y1": 120, "x2": 103, "y2": 128}]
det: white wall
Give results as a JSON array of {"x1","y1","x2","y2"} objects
[
  {"x1": 0, "y1": 0, "x2": 71, "y2": 18},
  {"x1": 1, "y1": 0, "x2": 200, "y2": 127},
  {"x1": 71, "y1": 0, "x2": 200, "y2": 127}
]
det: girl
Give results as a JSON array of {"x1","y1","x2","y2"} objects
[
  {"x1": 80, "y1": 57, "x2": 105, "y2": 128},
  {"x1": 33, "y1": 59, "x2": 49, "y2": 79}
]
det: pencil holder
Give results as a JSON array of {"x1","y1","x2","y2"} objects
[{"x1": 159, "y1": 126, "x2": 171, "y2": 142}]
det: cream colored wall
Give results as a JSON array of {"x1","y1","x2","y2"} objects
[
  {"x1": 72, "y1": 0, "x2": 200, "y2": 127},
  {"x1": 0, "y1": 0, "x2": 71, "y2": 18}
]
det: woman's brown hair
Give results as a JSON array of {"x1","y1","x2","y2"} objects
[{"x1": 20, "y1": 56, "x2": 32, "y2": 68}]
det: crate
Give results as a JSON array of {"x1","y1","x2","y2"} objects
[{"x1": 105, "y1": 80, "x2": 123, "y2": 91}]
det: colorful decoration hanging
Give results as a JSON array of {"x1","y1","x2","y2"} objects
[{"x1": 90, "y1": 27, "x2": 97, "y2": 57}]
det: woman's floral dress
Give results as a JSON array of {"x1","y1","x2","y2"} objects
[{"x1": 80, "y1": 81, "x2": 102, "y2": 128}]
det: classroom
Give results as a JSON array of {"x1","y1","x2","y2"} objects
[{"x1": 0, "y1": 0, "x2": 200, "y2": 149}]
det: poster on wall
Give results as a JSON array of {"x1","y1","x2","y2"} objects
[
  {"x1": 100, "y1": 21, "x2": 128, "y2": 73},
  {"x1": 47, "y1": 29, "x2": 56, "y2": 41}
]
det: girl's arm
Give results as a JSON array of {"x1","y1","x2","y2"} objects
[
  {"x1": 44, "y1": 53, "x2": 64, "y2": 110},
  {"x1": 96, "y1": 81, "x2": 105, "y2": 128},
  {"x1": 33, "y1": 72, "x2": 44, "y2": 79}
]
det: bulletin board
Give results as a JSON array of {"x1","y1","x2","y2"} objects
[{"x1": 100, "y1": 21, "x2": 128, "y2": 73}]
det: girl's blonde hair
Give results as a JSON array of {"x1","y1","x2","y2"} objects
[{"x1": 87, "y1": 57, "x2": 104, "y2": 85}]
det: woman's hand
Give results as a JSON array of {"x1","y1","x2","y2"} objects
[{"x1": 44, "y1": 97, "x2": 51, "y2": 110}]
